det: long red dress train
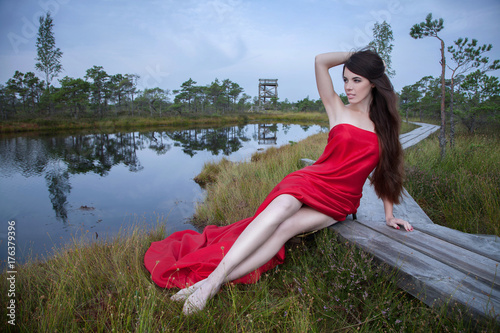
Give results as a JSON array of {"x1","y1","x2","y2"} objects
[{"x1": 144, "y1": 124, "x2": 380, "y2": 288}]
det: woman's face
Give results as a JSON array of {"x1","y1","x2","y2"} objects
[{"x1": 343, "y1": 67, "x2": 374, "y2": 105}]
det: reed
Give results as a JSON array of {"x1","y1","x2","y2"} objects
[{"x1": 0, "y1": 112, "x2": 330, "y2": 134}]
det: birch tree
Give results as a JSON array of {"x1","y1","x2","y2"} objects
[
  {"x1": 35, "y1": 12, "x2": 63, "y2": 90},
  {"x1": 369, "y1": 21, "x2": 396, "y2": 78}
]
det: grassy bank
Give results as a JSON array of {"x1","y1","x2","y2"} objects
[
  {"x1": 404, "y1": 122, "x2": 500, "y2": 236},
  {"x1": 3, "y1": 219, "x2": 480, "y2": 332},
  {"x1": 0, "y1": 111, "x2": 330, "y2": 134},
  {"x1": 1, "y1": 121, "x2": 497, "y2": 331}
]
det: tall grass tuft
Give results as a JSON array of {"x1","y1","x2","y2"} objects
[{"x1": 2, "y1": 221, "x2": 178, "y2": 332}]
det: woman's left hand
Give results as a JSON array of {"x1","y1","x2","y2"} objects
[{"x1": 386, "y1": 217, "x2": 414, "y2": 232}]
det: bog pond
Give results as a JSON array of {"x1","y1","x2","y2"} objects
[{"x1": 0, "y1": 123, "x2": 326, "y2": 265}]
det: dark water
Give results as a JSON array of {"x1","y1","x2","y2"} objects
[{"x1": 0, "y1": 123, "x2": 326, "y2": 265}]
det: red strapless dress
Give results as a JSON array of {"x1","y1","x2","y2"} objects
[{"x1": 144, "y1": 124, "x2": 380, "y2": 288}]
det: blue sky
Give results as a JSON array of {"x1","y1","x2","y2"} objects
[{"x1": 1, "y1": 0, "x2": 499, "y2": 102}]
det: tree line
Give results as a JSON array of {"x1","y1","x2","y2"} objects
[
  {"x1": 399, "y1": 71, "x2": 499, "y2": 134},
  {"x1": 0, "y1": 67, "x2": 255, "y2": 119}
]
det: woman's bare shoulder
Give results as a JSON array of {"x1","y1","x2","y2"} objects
[{"x1": 330, "y1": 105, "x2": 375, "y2": 132}]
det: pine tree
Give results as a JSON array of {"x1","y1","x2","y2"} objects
[{"x1": 410, "y1": 13, "x2": 447, "y2": 159}]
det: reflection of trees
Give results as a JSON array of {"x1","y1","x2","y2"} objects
[
  {"x1": 61, "y1": 132, "x2": 144, "y2": 175},
  {"x1": 144, "y1": 131, "x2": 172, "y2": 155},
  {"x1": 166, "y1": 126, "x2": 250, "y2": 157},
  {"x1": 0, "y1": 124, "x2": 281, "y2": 222},
  {"x1": 45, "y1": 166, "x2": 71, "y2": 221},
  {"x1": 0, "y1": 137, "x2": 48, "y2": 177}
]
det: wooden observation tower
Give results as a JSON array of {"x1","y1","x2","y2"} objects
[{"x1": 258, "y1": 79, "x2": 278, "y2": 110}]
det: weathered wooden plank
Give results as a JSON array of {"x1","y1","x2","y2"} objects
[
  {"x1": 331, "y1": 220, "x2": 500, "y2": 321},
  {"x1": 386, "y1": 188, "x2": 500, "y2": 262},
  {"x1": 400, "y1": 123, "x2": 439, "y2": 149},
  {"x1": 355, "y1": 219, "x2": 500, "y2": 289},
  {"x1": 415, "y1": 227, "x2": 500, "y2": 262},
  {"x1": 300, "y1": 158, "x2": 315, "y2": 167},
  {"x1": 353, "y1": 170, "x2": 500, "y2": 264}
]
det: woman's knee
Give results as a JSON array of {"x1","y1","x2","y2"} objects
[
  {"x1": 280, "y1": 208, "x2": 335, "y2": 236},
  {"x1": 271, "y1": 194, "x2": 302, "y2": 212}
]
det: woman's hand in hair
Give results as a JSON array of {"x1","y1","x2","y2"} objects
[{"x1": 386, "y1": 216, "x2": 414, "y2": 232}]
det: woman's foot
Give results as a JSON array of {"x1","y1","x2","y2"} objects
[
  {"x1": 170, "y1": 280, "x2": 206, "y2": 302},
  {"x1": 182, "y1": 279, "x2": 221, "y2": 315}
]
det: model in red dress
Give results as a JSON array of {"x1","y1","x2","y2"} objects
[
  {"x1": 144, "y1": 49, "x2": 414, "y2": 315},
  {"x1": 144, "y1": 123, "x2": 379, "y2": 287}
]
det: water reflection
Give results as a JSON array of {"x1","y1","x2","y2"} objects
[
  {"x1": 258, "y1": 124, "x2": 277, "y2": 144},
  {"x1": 46, "y1": 167, "x2": 71, "y2": 221},
  {"x1": 0, "y1": 123, "x2": 325, "y2": 264},
  {"x1": 167, "y1": 125, "x2": 250, "y2": 157}
]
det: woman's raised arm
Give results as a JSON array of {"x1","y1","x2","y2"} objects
[{"x1": 315, "y1": 52, "x2": 351, "y2": 127}]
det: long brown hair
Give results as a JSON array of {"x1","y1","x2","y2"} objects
[{"x1": 344, "y1": 49, "x2": 404, "y2": 204}]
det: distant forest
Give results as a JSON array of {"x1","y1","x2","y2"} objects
[
  {"x1": 0, "y1": 67, "x2": 331, "y2": 120},
  {"x1": 399, "y1": 73, "x2": 500, "y2": 133},
  {"x1": 2, "y1": 65, "x2": 499, "y2": 136}
]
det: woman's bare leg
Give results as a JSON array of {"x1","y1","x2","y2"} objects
[
  {"x1": 224, "y1": 206, "x2": 336, "y2": 283},
  {"x1": 173, "y1": 195, "x2": 301, "y2": 302},
  {"x1": 182, "y1": 200, "x2": 336, "y2": 315},
  {"x1": 173, "y1": 206, "x2": 335, "y2": 303},
  {"x1": 182, "y1": 194, "x2": 302, "y2": 314}
]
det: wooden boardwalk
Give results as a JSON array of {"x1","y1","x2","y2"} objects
[{"x1": 307, "y1": 122, "x2": 500, "y2": 322}]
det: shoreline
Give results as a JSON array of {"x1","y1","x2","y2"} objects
[{"x1": 0, "y1": 111, "x2": 329, "y2": 135}]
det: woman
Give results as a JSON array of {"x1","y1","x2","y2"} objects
[{"x1": 144, "y1": 49, "x2": 413, "y2": 315}]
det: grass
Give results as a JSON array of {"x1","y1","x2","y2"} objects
[
  {"x1": 2, "y1": 219, "x2": 487, "y2": 332},
  {"x1": 192, "y1": 133, "x2": 327, "y2": 228},
  {"x1": 1, "y1": 119, "x2": 498, "y2": 331},
  {"x1": 404, "y1": 121, "x2": 500, "y2": 236}
]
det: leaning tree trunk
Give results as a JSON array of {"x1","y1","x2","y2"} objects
[
  {"x1": 439, "y1": 38, "x2": 447, "y2": 159},
  {"x1": 449, "y1": 78, "x2": 455, "y2": 148}
]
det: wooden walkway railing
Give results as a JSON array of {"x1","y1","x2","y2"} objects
[{"x1": 304, "y1": 122, "x2": 500, "y2": 322}]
